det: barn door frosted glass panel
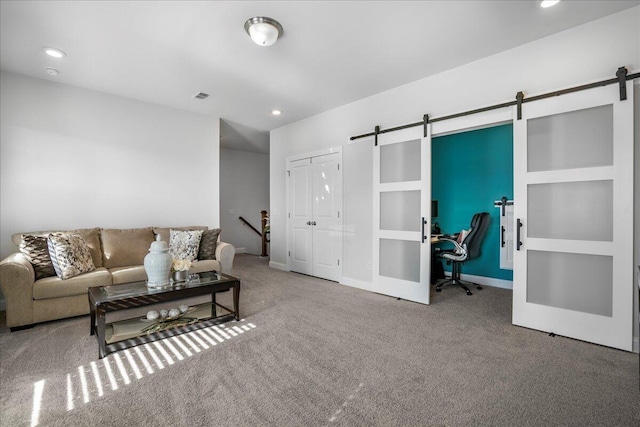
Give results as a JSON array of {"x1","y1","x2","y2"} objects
[
  {"x1": 527, "y1": 105, "x2": 613, "y2": 172},
  {"x1": 379, "y1": 239, "x2": 420, "y2": 282},
  {"x1": 527, "y1": 251, "x2": 613, "y2": 317},
  {"x1": 380, "y1": 191, "x2": 420, "y2": 231},
  {"x1": 380, "y1": 139, "x2": 421, "y2": 183},
  {"x1": 527, "y1": 180, "x2": 613, "y2": 241}
]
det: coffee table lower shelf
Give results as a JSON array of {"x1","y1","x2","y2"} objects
[{"x1": 102, "y1": 308, "x2": 236, "y2": 358}]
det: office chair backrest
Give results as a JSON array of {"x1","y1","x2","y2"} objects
[{"x1": 464, "y1": 212, "x2": 490, "y2": 261}]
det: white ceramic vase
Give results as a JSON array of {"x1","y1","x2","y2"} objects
[{"x1": 144, "y1": 235, "x2": 172, "y2": 287}]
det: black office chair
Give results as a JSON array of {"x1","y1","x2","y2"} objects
[{"x1": 435, "y1": 212, "x2": 490, "y2": 296}]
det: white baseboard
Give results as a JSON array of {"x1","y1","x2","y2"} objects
[
  {"x1": 340, "y1": 277, "x2": 374, "y2": 292},
  {"x1": 235, "y1": 247, "x2": 247, "y2": 254},
  {"x1": 269, "y1": 261, "x2": 288, "y2": 271}
]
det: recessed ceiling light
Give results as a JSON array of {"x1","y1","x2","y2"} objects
[
  {"x1": 45, "y1": 67, "x2": 59, "y2": 76},
  {"x1": 272, "y1": 110, "x2": 282, "y2": 116},
  {"x1": 43, "y1": 47, "x2": 66, "y2": 58},
  {"x1": 540, "y1": 0, "x2": 560, "y2": 8}
]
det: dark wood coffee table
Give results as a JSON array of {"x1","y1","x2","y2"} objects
[{"x1": 88, "y1": 271, "x2": 240, "y2": 359}]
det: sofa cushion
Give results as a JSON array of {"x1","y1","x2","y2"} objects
[
  {"x1": 12, "y1": 228, "x2": 103, "y2": 268},
  {"x1": 152, "y1": 226, "x2": 207, "y2": 246},
  {"x1": 109, "y1": 265, "x2": 148, "y2": 285},
  {"x1": 101, "y1": 227, "x2": 155, "y2": 269},
  {"x1": 33, "y1": 267, "x2": 111, "y2": 300},
  {"x1": 47, "y1": 234, "x2": 96, "y2": 280},
  {"x1": 190, "y1": 259, "x2": 220, "y2": 274},
  {"x1": 18, "y1": 234, "x2": 56, "y2": 280},
  {"x1": 169, "y1": 229, "x2": 203, "y2": 262},
  {"x1": 198, "y1": 228, "x2": 221, "y2": 260}
]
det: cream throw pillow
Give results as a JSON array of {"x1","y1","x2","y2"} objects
[
  {"x1": 47, "y1": 234, "x2": 96, "y2": 280},
  {"x1": 169, "y1": 229, "x2": 203, "y2": 262}
]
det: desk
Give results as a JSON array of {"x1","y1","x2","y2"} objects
[{"x1": 430, "y1": 235, "x2": 446, "y2": 283}]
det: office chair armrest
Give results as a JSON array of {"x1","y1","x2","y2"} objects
[{"x1": 436, "y1": 237, "x2": 465, "y2": 253}]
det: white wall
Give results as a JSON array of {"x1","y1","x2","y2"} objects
[
  {"x1": 0, "y1": 71, "x2": 221, "y2": 261},
  {"x1": 271, "y1": 6, "x2": 639, "y2": 281},
  {"x1": 270, "y1": 8, "x2": 640, "y2": 345},
  {"x1": 220, "y1": 148, "x2": 269, "y2": 255}
]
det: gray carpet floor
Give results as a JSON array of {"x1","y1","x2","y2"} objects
[{"x1": 1, "y1": 254, "x2": 638, "y2": 426}]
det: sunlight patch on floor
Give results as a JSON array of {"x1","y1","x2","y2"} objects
[
  {"x1": 30, "y1": 380, "x2": 44, "y2": 427},
  {"x1": 28, "y1": 320, "x2": 257, "y2": 426},
  {"x1": 327, "y1": 382, "x2": 365, "y2": 424}
]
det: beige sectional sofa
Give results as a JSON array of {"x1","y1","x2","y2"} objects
[{"x1": 0, "y1": 226, "x2": 235, "y2": 330}]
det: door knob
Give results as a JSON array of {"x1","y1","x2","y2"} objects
[
  {"x1": 306, "y1": 221, "x2": 311, "y2": 225},
  {"x1": 312, "y1": 221, "x2": 317, "y2": 226}
]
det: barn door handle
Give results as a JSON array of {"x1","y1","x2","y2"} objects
[
  {"x1": 501, "y1": 225, "x2": 506, "y2": 247},
  {"x1": 516, "y1": 219, "x2": 523, "y2": 251},
  {"x1": 421, "y1": 217, "x2": 427, "y2": 243}
]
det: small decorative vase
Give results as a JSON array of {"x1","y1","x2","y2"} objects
[
  {"x1": 172, "y1": 270, "x2": 188, "y2": 282},
  {"x1": 144, "y1": 235, "x2": 172, "y2": 287}
]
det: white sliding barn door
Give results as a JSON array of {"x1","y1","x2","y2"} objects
[
  {"x1": 512, "y1": 83, "x2": 634, "y2": 351},
  {"x1": 373, "y1": 126, "x2": 431, "y2": 304},
  {"x1": 288, "y1": 152, "x2": 342, "y2": 281}
]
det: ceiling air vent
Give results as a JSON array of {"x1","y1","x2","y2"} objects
[{"x1": 193, "y1": 92, "x2": 209, "y2": 100}]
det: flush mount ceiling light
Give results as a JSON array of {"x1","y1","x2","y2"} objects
[
  {"x1": 244, "y1": 16, "x2": 283, "y2": 46},
  {"x1": 272, "y1": 109, "x2": 282, "y2": 116},
  {"x1": 45, "y1": 67, "x2": 59, "y2": 76},
  {"x1": 43, "y1": 47, "x2": 66, "y2": 58},
  {"x1": 540, "y1": 0, "x2": 560, "y2": 8}
]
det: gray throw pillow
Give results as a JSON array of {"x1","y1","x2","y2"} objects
[
  {"x1": 47, "y1": 234, "x2": 96, "y2": 280},
  {"x1": 19, "y1": 234, "x2": 56, "y2": 280},
  {"x1": 198, "y1": 228, "x2": 221, "y2": 260}
]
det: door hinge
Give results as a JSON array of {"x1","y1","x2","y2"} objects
[
  {"x1": 288, "y1": 251, "x2": 291, "y2": 257},
  {"x1": 287, "y1": 170, "x2": 290, "y2": 176},
  {"x1": 337, "y1": 259, "x2": 340, "y2": 266},
  {"x1": 337, "y1": 164, "x2": 340, "y2": 171},
  {"x1": 337, "y1": 211, "x2": 340, "y2": 218},
  {"x1": 288, "y1": 212, "x2": 291, "y2": 218}
]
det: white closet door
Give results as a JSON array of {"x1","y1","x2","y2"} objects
[
  {"x1": 312, "y1": 153, "x2": 342, "y2": 281},
  {"x1": 290, "y1": 158, "x2": 313, "y2": 275},
  {"x1": 373, "y1": 126, "x2": 431, "y2": 304},
  {"x1": 512, "y1": 83, "x2": 634, "y2": 351},
  {"x1": 288, "y1": 152, "x2": 342, "y2": 281}
]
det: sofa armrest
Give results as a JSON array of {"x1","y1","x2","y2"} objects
[
  {"x1": 0, "y1": 253, "x2": 36, "y2": 328},
  {"x1": 215, "y1": 242, "x2": 235, "y2": 274}
]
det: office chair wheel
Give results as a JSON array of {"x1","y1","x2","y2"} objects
[
  {"x1": 476, "y1": 286, "x2": 483, "y2": 290},
  {"x1": 466, "y1": 290, "x2": 472, "y2": 296},
  {"x1": 435, "y1": 288, "x2": 442, "y2": 292}
]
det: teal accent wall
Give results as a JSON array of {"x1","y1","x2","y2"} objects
[{"x1": 432, "y1": 124, "x2": 513, "y2": 281}]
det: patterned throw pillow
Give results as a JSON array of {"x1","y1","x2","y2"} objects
[
  {"x1": 197, "y1": 228, "x2": 221, "y2": 260},
  {"x1": 169, "y1": 229, "x2": 203, "y2": 262},
  {"x1": 19, "y1": 234, "x2": 56, "y2": 280},
  {"x1": 47, "y1": 234, "x2": 96, "y2": 280}
]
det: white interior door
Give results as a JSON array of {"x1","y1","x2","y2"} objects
[
  {"x1": 289, "y1": 158, "x2": 313, "y2": 275},
  {"x1": 513, "y1": 83, "x2": 634, "y2": 351},
  {"x1": 311, "y1": 153, "x2": 342, "y2": 281},
  {"x1": 288, "y1": 152, "x2": 342, "y2": 281},
  {"x1": 373, "y1": 126, "x2": 431, "y2": 304}
]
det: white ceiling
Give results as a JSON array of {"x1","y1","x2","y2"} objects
[{"x1": 1, "y1": 1, "x2": 638, "y2": 153}]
